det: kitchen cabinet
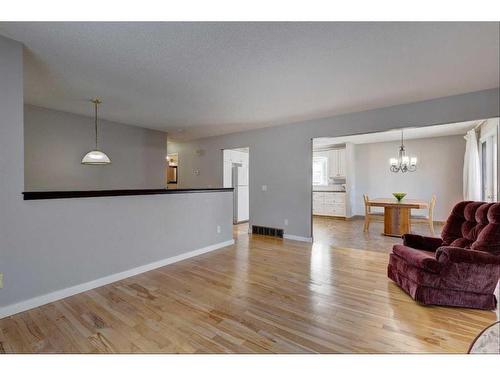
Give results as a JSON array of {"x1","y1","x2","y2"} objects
[
  {"x1": 328, "y1": 148, "x2": 346, "y2": 178},
  {"x1": 312, "y1": 192, "x2": 346, "y2": 217}
]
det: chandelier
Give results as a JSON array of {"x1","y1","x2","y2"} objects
[{"x1": 389, "y1": 130, "x2": 417, "y2": 173}]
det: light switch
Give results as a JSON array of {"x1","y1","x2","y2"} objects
[{"x1": 261, "y1": 185, "x2": 267, "y2": 191}]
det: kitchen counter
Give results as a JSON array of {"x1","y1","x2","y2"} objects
[
  {"x1": 313, "y1": 190, "x2": 346, "y2": 217},
  {"x1": 22, "y1": 187, "x2": 233, "y2": 200},
  {"x1": 313, "y1": 190, "x2": 346, "y2": 193}
]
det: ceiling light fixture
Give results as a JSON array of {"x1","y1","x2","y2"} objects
[
  {"x1": 81, "y1": 98, "x2": 111, "y2": 165},
  {"x1": 389, "y1": 129, "x2": 417, "y2": 173}
]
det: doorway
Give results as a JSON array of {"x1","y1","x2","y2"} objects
[
  {"x1": 223, "y1": 148, "x2": 250, "y2": 227},
  {"x1": 310, "y1": 118, "x2": 500, "y2": 251},
  {"x1": 166, "y1": 153, "x2": 178, "y2": 189}
]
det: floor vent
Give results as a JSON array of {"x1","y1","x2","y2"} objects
[{"x1": 252, "y1": 225, "x2": 284, "y2": 238}]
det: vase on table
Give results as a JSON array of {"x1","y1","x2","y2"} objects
[{"x1": 392, "y1": 192, "x2": 407, "y2": 202}]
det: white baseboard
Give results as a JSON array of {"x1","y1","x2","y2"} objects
[
  {"x1": 283, "y1": 234, "x2": 313, "y2": 243},
  {"x1": 0, "y1": 239, "x2": 235, "y2": 320}
]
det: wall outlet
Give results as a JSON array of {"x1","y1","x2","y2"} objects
[
  {"x1": 0, "y1": 273, "x2": 3, "y2": 289},
  {"x1": 216, "y1": 225, "x2": 221, "y2": 234},
  {"x1": 284, "y1": 219, "x2": 289, "y2": 226},
  {"x1": 261, "y1": 185, "x2": 267, "y2": 191}
]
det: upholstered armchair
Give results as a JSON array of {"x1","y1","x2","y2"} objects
[{"x1": 388, "y1": 201, "x2": 500, "y2": 310}]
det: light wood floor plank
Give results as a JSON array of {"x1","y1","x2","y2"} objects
[{"x1": 0, "y1": 218, "x2": 497, "y2": 353}]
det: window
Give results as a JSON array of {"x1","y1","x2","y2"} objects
[{"x1": 313, "y1": 156, "x2": 328, "y2": 186}]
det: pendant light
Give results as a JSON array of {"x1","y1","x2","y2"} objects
[
  {"x1": 81, "y1": 98, "x2": 111, "y2": 165},
  {"x1": 389, "y1": 129, "x2": 417, "y2": 173}
]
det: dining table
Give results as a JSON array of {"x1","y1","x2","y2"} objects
[{"x1": 367, "y1": 198, "x2": 429, "y2": 237}]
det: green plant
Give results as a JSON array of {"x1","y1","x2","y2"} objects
[{"x1": 392, "y1": 192, "x2": 407, "y2": 202}]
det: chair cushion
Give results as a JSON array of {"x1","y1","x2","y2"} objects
[
  {"x1": 392, "y1": 244, "x2": 442, "y2": 273},
  {"x1": 441, "y1": 201, "x2": 470, "y2": 245},
  {"x1": 402, "y1": 233, "x2": 443, "y2": 251},
  {"x1": 436, "y1": 246, "x2": 500, "y2": 265},
  {"x1": 471, "y1": 203, "x2": 500, "y2": 255},
  {"x1": 441, "y1": 201, "x2": 497, "y2": 250}
]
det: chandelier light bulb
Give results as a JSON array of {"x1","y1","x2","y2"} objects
[{"x1": 389, "y1": 130, "x2": 417, "y2": 173}]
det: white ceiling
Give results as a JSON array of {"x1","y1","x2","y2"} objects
[
  {"x1": 0, "y1": 22, "x2": 498, "y2": 140},
  {"x1": 313, "y1": 119, "x2": 485, "y2": 148}
]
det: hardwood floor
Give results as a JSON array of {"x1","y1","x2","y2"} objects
[
  {"x1": 0, "y1": 220, "x2": 497, "y2": 353},
  {"x1": 313, "y1": 216, "x2": 443, "y2": 253}
]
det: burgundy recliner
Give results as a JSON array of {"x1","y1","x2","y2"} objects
[{"x1": 388, "y1": 201, "x2": 500, "y2": 310}]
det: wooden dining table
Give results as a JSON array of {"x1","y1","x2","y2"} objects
[{"x1": 367, "y1": 198, "x2": 429, "y2": 237}]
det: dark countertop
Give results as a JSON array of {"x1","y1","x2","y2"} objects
[{"x1": 22, "y1": 188, "x2": 234, "y2": 200}]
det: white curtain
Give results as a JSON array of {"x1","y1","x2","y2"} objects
[{"x1": 463, "y1": 129, "x2": 481, "y2": 201}]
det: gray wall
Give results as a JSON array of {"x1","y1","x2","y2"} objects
[
  {"x1": 169, "y1": 88, "x2": 499, "y2": 238},
  {"x1": 0, "y1": 35, "x2": 233, "y2": 314},
  {"x1": 24, "y1": 105, "x2": 168, "y2": 191},
  {"x1": 353, "y1": 135, "x2": 466, "y2": 221}
]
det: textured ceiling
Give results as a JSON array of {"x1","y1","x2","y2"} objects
[
  {"x1": 0, "y1": 22, "x2": 498, "y2": 140},
  {"x1": 313, "y1": 119, "x2": 484, "y2": 147}
]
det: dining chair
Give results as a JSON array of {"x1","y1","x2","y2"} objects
[
  {"x1": 410, "y1": 195, "x2": 436, "y2": 235},
  {"x1": 363, "y1": 194, "x2": 383, "y2": 232}
]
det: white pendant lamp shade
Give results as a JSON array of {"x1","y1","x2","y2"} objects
[
  {"x1": 82, "y1": 98, "x2": 111, "y2": 165},
  {"x1": 81, "y1": 150, "x2": 111, "y2": 165}
]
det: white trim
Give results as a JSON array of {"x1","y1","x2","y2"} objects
[
  {"x1": 0, "y1": 239, "x2": 235, "y2": 320},
  {"x1": 283, "y1": 234, "x2": 313, "y2": 243}
]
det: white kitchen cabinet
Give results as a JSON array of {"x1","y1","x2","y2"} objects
[
  {"x1": 328, "y1": 148, "x2": 346, "y2": 178},
  {"x1": 312, "y1": 192, "x2": 346, "y2": 217}
]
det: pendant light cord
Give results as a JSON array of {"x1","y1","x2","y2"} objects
[{"x1": 94, "y1": 100, "x2": 99, "y2": 150}]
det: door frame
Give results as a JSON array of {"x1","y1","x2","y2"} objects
[{"x1": 479, "y1": 120, "x2": 499, "y2": 202}]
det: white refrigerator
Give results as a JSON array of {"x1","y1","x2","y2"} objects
[{"x1": 232, "y1": 164, "x2": 249, "y2": 223}]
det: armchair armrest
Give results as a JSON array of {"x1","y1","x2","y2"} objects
[
  {"x1": 402, "y1": 233, "x2": 443, "y2": 251},
  {"x1": 436, "y1": 246, "x2": 500, "y2": 265},
  {"x1": 392, "y1": 244, "x2": 442, "y2": 273}
]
